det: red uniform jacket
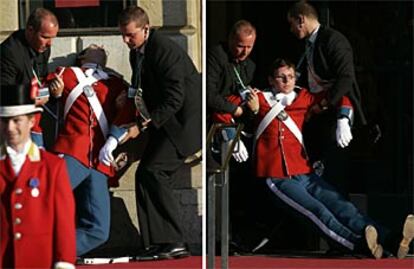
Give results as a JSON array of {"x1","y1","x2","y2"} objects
[
  {"x1": 52, "y1": 67, "x2": 135, "y2": 176},
  {"x1": 210, "y1": 91, "x2": 352, "y2": 125},
  {"x1": 210, "y1": 95, "x2": 243, "y2": 124},
  {"x1": 253, "y1": 88, "x2": 352, "y2": 178},
  {"x1": 29, "y1": 77, "x2": 45, "y2": 138},
  {"x1": 0, "y1": 142, "x2": 76, "y2": 268}
]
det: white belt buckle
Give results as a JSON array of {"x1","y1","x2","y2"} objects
[
  {"x1": 83, "y1": 85, "x2": 95, "y2": 97},
  {"x1": 277, "y1": 110, "x2": 288, "y2": 121}
]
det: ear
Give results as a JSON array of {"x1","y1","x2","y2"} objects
[
  {"x1": 26, "y1": 25, "x2": 35, "y2": 34},
  {"x1": 298, "y1": 15, "x2": 305, "y2": 25},
  {"x1": 144, "y1": 24, "x2": 150, "y2": 33},
  {"x1": 143, "y1": 24, "x2": 150, "y2": 38}
]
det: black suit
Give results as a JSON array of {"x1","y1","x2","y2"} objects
[
  {"x1": 1, "y1": 30, "x2": 53, "y2": 148},
  {"x1": 207, "y1": 42, "x2": 255, "y2": 116},
  {"x1": 306, "y1": 26, "x2": 366, "y2": 125},
  {"x1": 131, "y1": 30, "x2": 201, "y2": 248},
  {"x1": 300, "y1": 26, "x2": 366, "y2": 194},
  {"x1": 0, "y1": 30, "x2": 50, "y2": 84},
  {"x1": 206, "y1": 42, "x2": 259, "y2": 247}
]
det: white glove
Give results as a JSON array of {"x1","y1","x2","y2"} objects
[
  {"x1": 232, "y1": 139, "x2": 249, "y2": 162},
  {"x1": 336, "y1": 118, "x2": 353, "y2": 148},
  {"x1": 99, "y1": 136, "x2": 118, "y2": 166}
]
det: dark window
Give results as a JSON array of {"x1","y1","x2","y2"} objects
[{"x1": 21, "y1": 0, "x2": 133, "y2": 35}]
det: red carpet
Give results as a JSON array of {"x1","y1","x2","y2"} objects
[
  {"x1": 219, "y1": 255, "x2": 414, "y2": 269},
  {"x1": 77, "y1": 255, "x2": 414, "y2": 269},
  {"x1": 77, "y1": 256, "x2": 202, "y2": 268}
]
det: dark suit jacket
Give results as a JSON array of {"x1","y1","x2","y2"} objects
[
  {"x1": 0, "y1": 30, "x2": 50, "y2": 85},
  {"x1": 308, "y1": 26, "x2": 366, "y2": 125},
  {"x1": 131, "y1": 30, "x2": 201, "y2": 157},
  {"x1": 207, "y1": 42, "x2": 255, "y2": 115}
]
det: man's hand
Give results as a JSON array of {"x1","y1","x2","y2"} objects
[
  {"x1": 233, "y1": 106, "x2": 243, "y2": 117},
  {"x1": 99, "y1": 136, "x2": 119, "y2": 166},
  {"x1": 119, "y1": 123, "x2": 141, "y2": 144},
  {"x1": 246, "y1": 88, "x2": 259, "y2": 114},
  {"x1": 336, "y1": 118, "x2": 353, "y2": 148},
  {"x1": 305, "y1": 99, "x2": 328, "y2": 121},
  {"x1": 49, "y1": 74, "x2": 64, "y2": 97},
  {"x1": 305, "y1": 103, "x2": 322, "y2": 121}
]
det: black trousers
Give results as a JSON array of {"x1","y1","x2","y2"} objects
[{"x1": 135, "y1": 129, "x2": 186, "y2": 248}]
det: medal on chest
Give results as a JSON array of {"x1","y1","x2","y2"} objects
[{"x1": 28, "y1": 178, "x2": 40, "y2": 198}]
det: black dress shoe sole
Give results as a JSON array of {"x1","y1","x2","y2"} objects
[
  {"x1": 135, "y1": 255, "x2": 161, "y2": 261},
  {"x1": 158, "y1": 250, "x2": 191, "y2": 260},
  {"x1": 134, "y1": 245, "x2": 163, "y2": 261}
]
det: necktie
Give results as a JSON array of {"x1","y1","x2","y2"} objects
[
  {"x1": 131, "y1": 50, "x2": 144, "y2": 89},
  {"x1": 306, "y1": 40, "x2": 324, "y2": 93},
  {"x1": 295, "y1": 40, "x2": 313, "y2": 79},
  {"x1": 130, "y1": 51, "x2": 150, "y2": 122},
  {"x1": 305, "y1": 40, "x2": 314, "y2": 68}
]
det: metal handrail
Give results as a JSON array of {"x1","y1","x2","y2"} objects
[
  {"x1": 206, "y1": 123, "x2": 245, "y2": 174},
  {"x1": 207, "y1": 122, "x2": 244, "y2": 269}
]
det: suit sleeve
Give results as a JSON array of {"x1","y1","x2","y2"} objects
[
  {"x1": 207, "y1": 48, "x2": 238, "y2": 114},
  {"x1": 325, "y1": 32, "x2": 356, "y2": 107},
  {"x1": 0, "y1": 45, "x2": 20, "y2": 84},
  {"x1": 148, "y1": 40, "x2": 187, "y2": 129},
  {"x1": 210, "y1": 95, "x2": 244, "y2": 124},
  {"x1": 53, "y1": 158, "x2": 76, "y2": 264}
]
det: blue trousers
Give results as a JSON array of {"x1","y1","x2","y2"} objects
[
  {"x1": 64, "y1": 155, "x2": 110, "y2": 256},
  {"x1": 266, "y1": 173, "x2": 388, "y2": 251}
]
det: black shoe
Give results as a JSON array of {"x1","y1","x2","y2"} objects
[
  {"x1": 134, "y1": 245, "x2": 163, "y2": 261},
  {"x1": 157, "y1": 243, "x2": 191, "y2": 259},
  {"x1": 76, "y1": 257, "x2": 85, "y2": 265}
]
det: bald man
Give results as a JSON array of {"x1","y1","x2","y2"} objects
[{"x1": 1, "y1": 7, "x2": 64, "y2": 147}]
